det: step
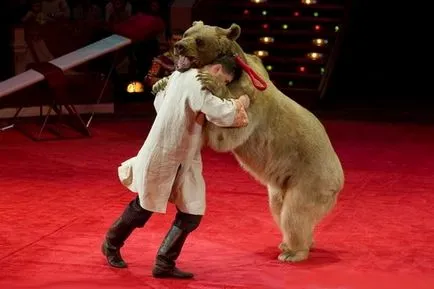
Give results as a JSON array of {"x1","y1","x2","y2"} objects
[
  {"x1": 269, "y1": 74, "x2": 322, "y2": 90},
  {"x1": 241, "y1": 28, "x2": 338, "y2": 37},
  {"x1": 270, "y1": 72, "x2": 322, "y2": 79},
  {"x1": 239, "y1": 41, "x2": 330, "y2": 53},
  {"x1": 222, "y1": 15, "x2": 341, "y2": 24},
  {"x1": 253, "y1": 56, "x2": 327, "y2": 77},
  {"x1": 281, "y1": 87, "x2": 318, "y2": 96},
  {"x1": 280, "y1": 87, "x2": 319, "y2": 108},
  {"x1": 232, "y1": 9, "x2": 345, "y2": 21},
  {"x1": 264, "y1": 63, "x2": 324, "y2": 80},
  {"x1": 214, "y1": 2, "x2": 344, "y2": 11},
  {"x1": 251, "y1": 55, "x2": 327, "y2": 65},
  {"x1": 237, "y1": 33, "x2": 337, "y2": 46},
  {"x1": 247, "y1": 49, "x2": 330, "y2": 62},
  {"x1": 224, "y1": 16, "x2": 344, "y2": 27},
  {"x1": 237, "y1": 25, "x2": 340, "y2": 38}
]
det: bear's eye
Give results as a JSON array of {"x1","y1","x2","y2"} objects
[{"x1": 195, "y1": 38, "x2": 205, "y2": 47}]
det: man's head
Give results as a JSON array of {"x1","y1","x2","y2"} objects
[
  {"x1": 169, "y1": 29, "x2": 184, "y2": 48},
  {"x1": 112, "y1": 0, "x2": 126, "y2": 10},
  {"x1": 31, "y1": 0, "x2": 42, "y2": 11},
  {"x1": 150, "y1": 0, "x2": 160, "y2": 14},
  {"x1": 204, "y1": 55, "x2": 242, "y2": 85}
]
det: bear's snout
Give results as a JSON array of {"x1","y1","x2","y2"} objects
[{"x1": 174, "y1": 42, "x2": 186, "y2": 54}]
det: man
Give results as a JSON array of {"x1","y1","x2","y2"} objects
[
  {"x1": 105, "y1": 0, "x2": 132, "y2": 24},
  {"x1": 41, "y1": 0, "x2": 70, "y2": 20},
  {"x1": 102, "y1": 56, "x2": 250, "y2": 279},
  {"x1": 72, "y1": 0, "x2": 103, "y2": 22},
  {"x1": 143, "y1": 29, "x2": 183, "y2": 87}
]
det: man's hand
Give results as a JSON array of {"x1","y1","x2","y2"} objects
[
  {"x1": 238, "y1": 94, "x2": 250, "y2": 109},
  {"x1": 196, "y1": 71, "x2": 227, "y2": 99},
  {"x1": 151, "y1": 77, "x2": 169, "y2": 95}
]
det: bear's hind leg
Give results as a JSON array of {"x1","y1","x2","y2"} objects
[
  {"x1": 278, "y1": 187, "x2": 337, "y2": 262},
  {"x1": 278, "y1": 189, "x2": 315, "y2": 263},
  {"x1": 267, "y1": 185, "x2": 284, "y2": 228},
  {"x1": 267, "y1": 185, "x2": 286, "y2": 251}
]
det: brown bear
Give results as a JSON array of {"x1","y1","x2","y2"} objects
[{"x1": 172, "y1": 21, "x2": 344, "y2": 262}]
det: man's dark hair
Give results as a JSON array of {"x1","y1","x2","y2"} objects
[
  {"x1": 171, "y1": 29, "x2": 184, "y2": 37},
  {"x1": 212, "y1": 55, "x2": 242, "y2": 82}
]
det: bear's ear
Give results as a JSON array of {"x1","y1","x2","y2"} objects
[
  {"x1": 192, "y1": 20, "x2": 204, "y2": 27},
  {"x1": 226, "y1": 23, "x2": 241, "y2": 41}
]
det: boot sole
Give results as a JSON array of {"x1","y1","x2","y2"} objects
[
  {"x1": 152, "y1": 273, "x2": 194, "y2": 279},
  {"x1": 101, "y1": 242, "x2": 128, "y2": 268},
  {"x1": 152, "y1": 268, "x2": 194, "y2": 279}
]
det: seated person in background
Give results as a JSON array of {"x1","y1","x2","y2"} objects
[
  {"x1": 105, "y1": 0, "x2": 132, "y2": 24},
  {"x1": 41, "y1": 0, "x2": 70, "y2": 20},
  {"x1": 72, "y1": 0, "x2": 103, "y2": 22},
  {"x1": 21, "y1": 0, "x2": 55, "y2": 64},
  {"x1": 22, "y1": 0, "x2": 48, "y2": 25},
  {"x1": 144, "y1": 29, "x2": 184, "y2": 88}
]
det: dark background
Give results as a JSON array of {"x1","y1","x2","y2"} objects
[
  {"x1": 324, "y1": 1, "x2": 431, "y2": 111},
  {"x1": 0, "y1": 1, "x2": 14, "y2": 81}
]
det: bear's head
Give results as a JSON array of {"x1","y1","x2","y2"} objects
[{"x1": 173, "y1": 21, "x2": 242, "y2": 71}]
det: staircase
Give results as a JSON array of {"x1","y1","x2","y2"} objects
[{"x1": 193, "y1": 0, "x2": 348, "y2": 107}]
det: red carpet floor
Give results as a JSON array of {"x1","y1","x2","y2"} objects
[{"x1": 1, "y1": 118, "x2": 434, "y2": 289}]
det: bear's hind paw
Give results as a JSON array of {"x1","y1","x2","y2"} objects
[{"x1": 278, "y1": 250, "x2": 309, "y2": 263}]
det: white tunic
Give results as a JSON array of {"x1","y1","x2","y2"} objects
[{"x1": 118, "y1": 69, "x2": 248, "y2": 215}]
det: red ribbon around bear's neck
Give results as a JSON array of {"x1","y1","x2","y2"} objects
[{"x1": 234, "y1": 54, "x2": 267, "y2": 91}]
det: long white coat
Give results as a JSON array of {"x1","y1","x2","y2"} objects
[{"x1": 117, "y1": 69, "x2": 248, "y2": 215}]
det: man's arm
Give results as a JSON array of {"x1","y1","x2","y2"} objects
[
  {"x1": 57, "y1": 0, "x2": 71, "y2": 18},
  {"x1": 152, "y1": 77, "x2": 170, "y2": 113},
  {"x1": 152, "y1": 76, "x2": 169, "y2": 95},
  {"x1": 200, "y1": 91, "x2": 250, "y2": 128},
  {"x1": 153, "y1": 90, "x2": 165, "y2": 113}
]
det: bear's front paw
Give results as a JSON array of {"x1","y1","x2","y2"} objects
[
  {"x1": 152, "y1": 77, "x2": 169, "y2": 95},
  {"x1": 196, "y1": 71, "x2": 225, "y2": 97}
]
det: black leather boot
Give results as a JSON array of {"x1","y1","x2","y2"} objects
[
  {"x1": 102, "y1": 196, "x2": 153, "y2": 268},
  {"x1": 152, "y1": 210, "x2": 202, "y2": 279}
]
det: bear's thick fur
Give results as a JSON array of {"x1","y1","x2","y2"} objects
[{"x1": 174, "y1": 21, "x2": 344, "y2": 262}]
